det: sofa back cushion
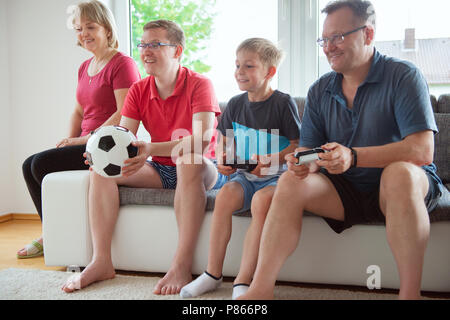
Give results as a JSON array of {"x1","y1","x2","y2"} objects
[
  {"x1": 434, "y1": 113, "x2": 449, "y2": 184},
  {"x1": 436, "y1": 94, "x2": 450, "y2": 184},
  {"x1": 293, "y1": 97, "x2": 306, "y2": 120},
  {"x1": 431, "y1": 95, "x2": 438, "y2": 112},
  {"x1": 438, "y1": 94, "x2": 450, "y2": 113}
]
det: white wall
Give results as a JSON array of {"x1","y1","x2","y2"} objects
[
  {"x1": 6, "y1": 0, "x2": 90, "y2": 215},
  {"x1": 0, "y1": 0, "x2": 12, "y2": 216}
]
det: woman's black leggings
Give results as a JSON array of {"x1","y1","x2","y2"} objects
[{"x1": 22, "y1": 144, "x2": 89, "y2": 221}]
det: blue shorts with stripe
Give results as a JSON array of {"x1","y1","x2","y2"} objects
[
  {"x1": 147, "y1": 160, "x2": 232, "y2": 191},
  {"x1": 147, "y1": 161, "x2": 178, "y2": 189}
]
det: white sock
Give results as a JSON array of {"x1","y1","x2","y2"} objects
[
  {"x1": 180, "y1": 271, "x2": 222, "y2": 298},
  {"x1": 232, "y1": 283, "x2": 249, "y2": 300}
]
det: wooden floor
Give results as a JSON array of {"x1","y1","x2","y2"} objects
[
  {"x1": 0, "y1": 218, "x2": 65, "y2": 272},
  {"x1": 1, "y1": 216, "x2": 449, "y2": 299}
]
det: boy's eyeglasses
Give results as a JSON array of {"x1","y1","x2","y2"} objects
[
  {"x1": 317, "y1": 25, "x2": 367, "y2": 47},
  {"x1": 137, "y1": 41, "x2": 177, "y2": 50}
]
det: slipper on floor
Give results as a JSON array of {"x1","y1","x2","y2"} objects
[{"x1": 17, "y1": 240, "x2": 44, "y2": 259}]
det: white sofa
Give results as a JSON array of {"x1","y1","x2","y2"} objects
[
  {"x1": 42, "y1": 95, "x2": 450, "y2": 293},
  {"x1": 42, "y1": 169, "x2": 450, "y2": 292}
]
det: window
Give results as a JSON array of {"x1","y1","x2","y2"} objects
[
  {"x1": 317, "y1": 0, "x2": 450, "y2": 98},
  {"x1": 111, "y1": 0, "x2": 449, "y2": 102},
  {"x1": 203, "y1": 0, "x2": 278, "y2": 102},
  {"x1": 129, "y1": 0, "x2": 278, "y2": 102},
  {"x1": 116, "y1": 0, "x2": 319, "y2": 99}
]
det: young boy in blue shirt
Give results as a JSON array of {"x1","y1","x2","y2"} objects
[{"x1": 180, "y1": 38, "x2": 301, "y2": 299}]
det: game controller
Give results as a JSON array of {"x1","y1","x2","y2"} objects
[
  {"x1": 295, "y1": 148, "x2": 326, "y2": 166},
  {"x1": 224, "y1": 161, "x2": 258, "y2": 171}
]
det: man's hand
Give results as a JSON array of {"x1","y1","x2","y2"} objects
[
  {"x1": 285, "y1": 148, "x2": 312, "y2": 180},
  {"x1": 316, "y1": 142, "x2": 353, "y2": 174},
  {"x1": 82, "y1": 152, "x2": 92, "y2": 169}
]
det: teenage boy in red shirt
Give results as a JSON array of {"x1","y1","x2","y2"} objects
[{"x1": 62, "y1": 20, "x2": 224, "y2": 296}]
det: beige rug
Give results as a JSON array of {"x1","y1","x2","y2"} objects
[{"x1": 0, "y1": 268, "x2": 426, "y2": 300}]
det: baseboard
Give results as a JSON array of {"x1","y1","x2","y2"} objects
[
  {"x1": 12, "y1": 213, "x2": 40, "y2": 221},
  {"x1": 0, "y1": 213, "x2": 40, "y2": 223},
  {"x1": 0, "y1": 214, "x2": 12, "y2": 223}
]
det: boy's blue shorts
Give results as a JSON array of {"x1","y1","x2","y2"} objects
[{"x1": 212, "y1": 171, "x2": 280, "y2": 214}]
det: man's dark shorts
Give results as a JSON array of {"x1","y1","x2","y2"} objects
[{"x1": 321, "y1": 168, "x2": 443, "y2": 234}]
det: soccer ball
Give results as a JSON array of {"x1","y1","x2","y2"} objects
[{"x1": 85, "y1": 126, "x2": 138, "y2": 178}]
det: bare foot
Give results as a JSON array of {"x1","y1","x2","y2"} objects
[
  {"x1": 237, "y1": 288, "x2": 274, "y2": 300},
  {"x1": 153, "y1": 266, "x2": 192, "y2": 295},
  {"x1": 17, "y1": 237, "x2": 43, "y2": 257},
  {"x1": 62, "y1": 260, "x2": 115, "y2": 293},
  {"x1": 398, "y1": 292, "x2": 422, "y2": 300}
]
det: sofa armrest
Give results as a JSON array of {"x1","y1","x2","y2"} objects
[{"x1": 42, "y1": 170, "x2": 92, "y2": 267}]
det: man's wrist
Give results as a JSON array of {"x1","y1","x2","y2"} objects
[{"x1": 349, "y1": 147, "x2": 358, "y2": 168}]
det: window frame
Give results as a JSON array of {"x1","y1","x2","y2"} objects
[
  {"x1": 106, "y1": 0, "x2": 132, "y2": 56},
  {"x1": 278, "y1": 0, "x2": 319, "y2": 97}
]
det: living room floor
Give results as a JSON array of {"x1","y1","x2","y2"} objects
[
  {"x1": 1, "y1": 217, "x2": 449, "y2": 299},
  {"x1": 0, "y1": 218, "x2": 64, "y2": 272}
]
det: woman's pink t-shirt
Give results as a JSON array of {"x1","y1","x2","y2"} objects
[
  {"x1": 76, "y1": 52, "x2": 141, "y2": 136},
  {"x1": 121, "y1": 66, "x2": 221, "y2": 166}
]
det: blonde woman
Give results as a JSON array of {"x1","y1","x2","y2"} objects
[{"x1": 18, "y1": 0, "x2": 140, "y2": 259}]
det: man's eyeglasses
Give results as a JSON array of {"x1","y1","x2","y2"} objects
[
  {"x1": 317, "y1": 25, "x2": 367, "y2": 48},
  {"x1": 137, "y1": 41, "x2": 177, "y2": 50}
]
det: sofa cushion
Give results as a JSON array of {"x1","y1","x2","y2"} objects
[
  {"x1": 431, "y1": 95, "x2": 438, "y2": 113},
  {"x1": 438, "y1": 94, "x2": 450, "y2": 113},
  {"x1": 434, "y1": 113, "x2": 449, "y2": 184},
  {"x1": 431, "y1": 185, "x2": 450, "y2": 222},
  {"x1": 119, "y1": 187, "x2": 220, "y2": 211},
  {"x1": 293, "y1": 97, "x2": 306, "y2": 120},
  {"x1": 118, "y1": 185, "x2": 450, "y2": 224}
]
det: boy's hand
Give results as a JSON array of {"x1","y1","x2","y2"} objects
[
  {"x1": 121, "y1": 141, "x2": 151, "y2": 177},
  {"x1": 248, "y1": 154, "x2": 272, "y2": 177},
  {"x1": 217, "y1": 164, "x2": 237, "y2": 176},
  {"x1": 216, "y1": 151, "x2": 237, "y2": 176}
]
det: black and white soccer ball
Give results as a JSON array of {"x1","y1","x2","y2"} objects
[{"x1": 85, "y1": 126, "x2": 138, "y2": 178}]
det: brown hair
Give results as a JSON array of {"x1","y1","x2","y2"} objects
[
  {"x1": 322, "y1": 0, "x2": 376, "y2": 30},
  {"x1": 143, "y1": 19, "x2": 186, "y2": 50}
]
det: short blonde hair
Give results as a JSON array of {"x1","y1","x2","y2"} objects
[
  {"x1": 69, "y1": 0, "x2": 119, "y2": 49},
  {"x1": 237, "y1": 38, "x2": 284, "y2": 68},
  {"x1": 143, "y1": 20, "x2": 186, "y2": 50}
]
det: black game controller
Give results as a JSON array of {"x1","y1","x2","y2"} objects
[
  {"x1": 224, "y1": 160, "x2": 258, "y2": 171},
  {"x1": 294, "y1": 148, "x2": 326, "y2": 166}
]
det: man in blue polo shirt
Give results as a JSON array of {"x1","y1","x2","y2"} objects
[{"x1": 239, "y1": 0, "x2": 444, "y2": 300}]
